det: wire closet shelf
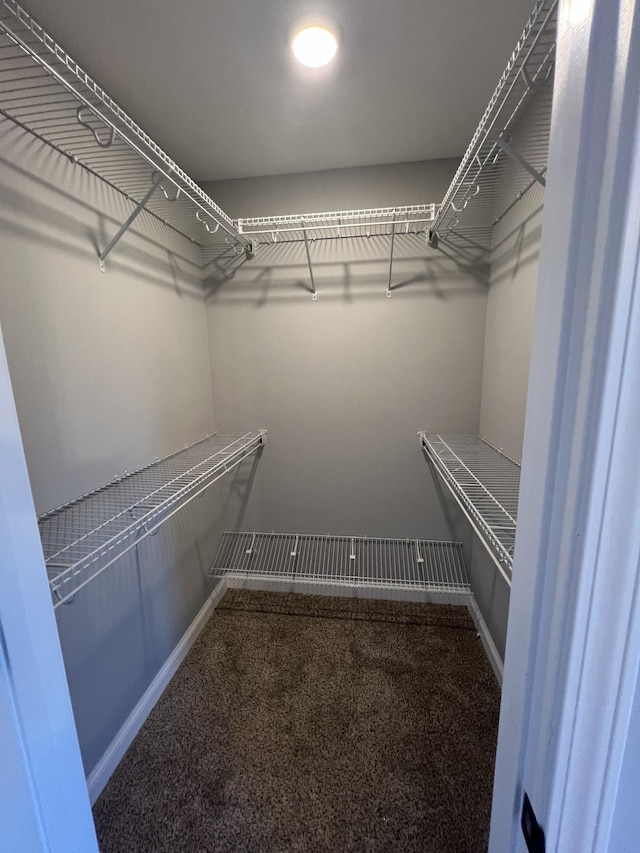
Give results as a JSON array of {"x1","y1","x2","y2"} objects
[
  {"x1": 0, "y1": 0, "x2": 249, "y2": 264},
  {"x1": 420, "y1": 433, "x2": 520, "y2": 584},
  {"x1": 429, "y1": 0, "x2": 557, "y2": 258},
  {"x1": 39, "y1": 432, "x2": 266, "y2": 607},
  {"x1": 211, "y1": 531, "x2": 470, "y2": 598},
  {"x1": 237, "y1": 205, "x2": 438, "y2": 245}
]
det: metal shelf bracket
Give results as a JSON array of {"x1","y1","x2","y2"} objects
[
  {"x1": 488, "y1": 130, "x2": 547, "y2": 188},
  {"x1": 301, "y1": 222, "x2": 317, "y2": 300},
  {"x1": 386, "y1": 212, "x2": 396, "y2": 297},
  {"x1": 97, "y1": 171, "x2": 165, "y2": 272},
  {"x1": 428, "y1": 0, "x2": 557, "y2": 254}
]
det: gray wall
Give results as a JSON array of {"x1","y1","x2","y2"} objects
[
  {"x1": 467, "y1": 105, "x2": 546, "y2": 660},
  {"x1": 479, "y1": 78, "x2": 550, "y2": 464},
  {"x1": 0, "y1": 118, "x2": 233, "y2": 776},
  {"x1": 203, "y1": 160, "x2": 488, "y2": 545},
  {"x1": 480, "y1": 186, "x2": 544, "y2": 463},
  {"x1": 207, "y1": 155, "x2": 545, "y2": 667},
  {"x1": 0, "y1": 123, "x2": 214, "y2": 513},
  {"x1": 205, "y1": 160, "x2": 463, "y2": 218}
]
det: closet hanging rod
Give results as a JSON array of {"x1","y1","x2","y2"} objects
[
  {"x1": 429, "y1": 0, "x2": 557, "y2": 255},
  {"x1": 0, "y1": 0, "x2": 249, "y2": 263}
]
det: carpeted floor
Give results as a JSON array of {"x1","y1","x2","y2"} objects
[{"x1": 93, "y1": 590, "x2": 501, "y2": 852}]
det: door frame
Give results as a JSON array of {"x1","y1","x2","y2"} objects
[
  {"x1": 491, "y1": 0, "x2": 640, "y2": 849},
  {"x1": 0, "y1": 323, "x2": 98, "y2": 853}
]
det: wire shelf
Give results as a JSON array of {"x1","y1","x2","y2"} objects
[
  {"x1": 39, "y1": 431, "x2": 266, "y2": 607},
  {"x1": 237, "y1": 204, "x2": 438, "y2": 246},
  {"x1": 420, "y1": 433, "x2": 520, "y2": 583},
  {"x1": 430, "y1": 0, "x2": 557, "y2": 257},
  {"x1": 0, "y1": 0, "x2": 247, "y2": 257},
  {"x1": 210, "y1": 531, "x2": 470, "y2": 598}
]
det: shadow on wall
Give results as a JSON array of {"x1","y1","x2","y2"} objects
[
  {"x1": 204, "y1": 233, "x2": 490, "y2": 305},
  {"x1": 421, "y1": 451, "x2": 469, "y2": 544},
  {"x1": 0, "y1": 129, "x2": 203, "y2": 296},
  {"x1": 0, "y1": 127, "x2": 218, "y2": 513},
  {"x1": 201, "y1": 243, "x2": 249, "y2": 293},
  {"x1": 211, "y1": 449, "x2": 264, "y2": 537},
  {"x1": 490, "y1": 204, "x2": 543, "y2": 287}
]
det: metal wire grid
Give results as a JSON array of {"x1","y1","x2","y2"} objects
[
  {"x1": 236, "y1": 205, "x2": 438, "y2": 246},
  {"x1": 210, "y1": 532, "x2": 470, "y2": 595},
  {"x1": 39, "y1": 432, "x2": 266, "y2": 607},
  {"x1": 0, "y1": 0, "x2": 246, "y2": 253},
  {"x1": 420, "y1": 433, "x2": 520, "y2": 583},
  {"x1": 430, "y1": 0, "x2": 557, "y2": 257}
]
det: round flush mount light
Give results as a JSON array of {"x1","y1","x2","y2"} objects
[{"x1": 291, "y1": 25, "x2": 338, "y2": 67}]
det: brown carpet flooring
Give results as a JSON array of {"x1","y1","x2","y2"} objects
[{"x1": 93, "y1": 590, "x2": 500, "y2": 853}]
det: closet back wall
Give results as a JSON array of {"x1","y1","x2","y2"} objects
[
  {"x1": 203, "y1": 160, "x2": 488, "y2": 542},
  {"x1": 0, "y1": 118, "x2": 225, "y2": 786}
]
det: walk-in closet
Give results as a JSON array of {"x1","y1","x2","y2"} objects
[{"x1": 2, "y1": 0, "x2": 639, "y2": 851}]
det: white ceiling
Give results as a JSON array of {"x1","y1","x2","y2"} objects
[{"x1": 26, "y1": 0, "x2": 535, "y2": 181}]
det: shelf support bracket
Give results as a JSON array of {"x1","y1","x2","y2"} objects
[
  {"x1": 98, "y1": 171, "x2": 165, "y2": 272},
  {"x1": 386, "y1": 211, "x2": 397, "y2": 297},
  {"x1": 489, "y1": 130, "x2": 547, "y2": 187},
  {"x1": 301, "y1": 221, "x2": 317, "y2": 300}
]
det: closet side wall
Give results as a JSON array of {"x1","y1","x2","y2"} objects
[
  {"x1": 479, "y1": 186, "x2": 543, "y2": 463},
  {"x1": 203, "y1": 160, "x2": 487, "y2": 545},
  {"x1": 0, "y1": 119, "x2": 224, "y2": 781},
  {"x1": 472, "y1": 181, "x2": 544, "y2": 662}
]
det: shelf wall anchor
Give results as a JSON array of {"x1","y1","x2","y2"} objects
[
  {"x1": 98, "y1": 171, "x2": 164, "y2": 271},
  {"x1": 489, "y1": 130, "x2": 547, "y2": 187}
]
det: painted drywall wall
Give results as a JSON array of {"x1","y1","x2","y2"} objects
[
  {"x1": 465, "y1": 191, "x2": 543, "y2": 659},
  {"x1": 479, "y1": 187, "x2": 543, "y2": 463},
  {"x1": 479, "y1": 79, "x2": 550, "y2": 464},
  {"x1": 205, "y1": 160, "x2": 464, "y2": 218},
  {"x1": 203, "y1": 160, "x2": 487, "y2": 547},
  {"x1": 0, "y1": 124, "x2": 214, "y2": 514},
  {"x1": 0, "y1": 117, "x2": 234, "y2": 779},
  {"x1": 467, "y1": 83, "x2": 548, "y2": 661},
  {"x1": 468, "y1": 535, "x2": 511, "y2": 663}
]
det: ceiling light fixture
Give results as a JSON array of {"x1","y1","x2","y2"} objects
[{"x1": 291, "y1": 26, "x2": 338, "y2": 68}]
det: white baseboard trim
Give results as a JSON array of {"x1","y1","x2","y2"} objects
[
  {"x1": 466, "y1": 594, "x2": 504, "y2": 686},
  {"x1": 223, "y1": 573, "x2": 471, "y2": 606},
  {"x1": 86, "y1": 578, "x2": 228, "y2": 804}
]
